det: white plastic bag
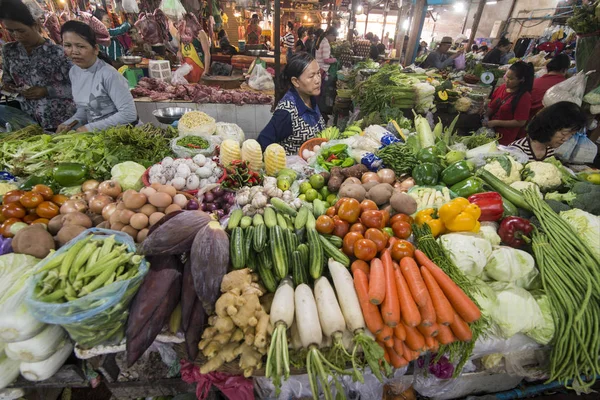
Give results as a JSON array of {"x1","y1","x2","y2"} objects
[
  {"x1": 555, "y1": 132, "x2": 598, "y2": 164},
  {"x1": 248, "y1": 64, "x2": 274, "y2": 91},
  {"x1": 542, "y1": 71, "x2": 588, "y2": 107},
  {"x1": 123, "y1": 0, "x2": 139, "y2": 13},
  {"x1": 171, "y1": 63, "x2": 192, "y2": 85},
  {"x1": 171, "y1": 135, "x2": 218, "y2": 158},
  {"x1": 454, "y1": 53, "x2": 466, "y2": 70},
  {"x1": 159, "y1": 0, "x2": 186, "y2": 21}
]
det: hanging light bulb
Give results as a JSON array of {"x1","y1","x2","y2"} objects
[
  {"x1": 356, "y1": 4, "x2": 363, "y2": 13},
  {"x1": 304, "y1": 14, "x2": 308, "y2": 20}
]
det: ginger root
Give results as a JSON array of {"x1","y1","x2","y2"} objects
[
  {"x1": 220, "y1": 269, "x2": 253, "y2": 293},
  {"x1": 253, "y1": 310, "x2": 270, "y2": 349},
  {"x1": 237, "y1": 343, "x2": 263, "y2": 378},
  {"x1": 200, "y1": 342, "x2": 242, "y2": 374}
]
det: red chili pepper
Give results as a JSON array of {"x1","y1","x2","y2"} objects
[
  {"x1": 468, "y1": 192, "x2": 504, "y2": 222},
  {"x1": 326, "y1": 154, "x2": 338, "y2": 162},
  {"x1": 498, "y1": 216, "x2": 533, "y2": 248}
]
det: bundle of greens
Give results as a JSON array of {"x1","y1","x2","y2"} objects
[{"x1": 376, "y1": 143, "x2": 417, "y2": 175}]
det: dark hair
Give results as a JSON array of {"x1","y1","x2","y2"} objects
[
  {"x1": 93, "y1": 8, "x2": 108, "y2": 22},
  {"x1": 251, "y1": 14, "x2": 259, "y2": 19},
  {"x1": 277, "y1": 52, "x2": 315, "y2": 103},
  {"x1": 298, "y1": 26, "x2": 307, "y2": 38},
  {"x1": 0, "y1": 0, "x2": 37, "y2": 26},
  {"x1": 480, "y1": 45, "x2": 489, "y2": 52},
  {"x1": 472, "y1": 44, "x2": 479, "y2": 52},
  {"x1": 287, "y1": 21, "x2": 294, "y2": 31},
  {"x1": 527, "y1": 101, "x2": 586, "y2": 144},
  {"x1": 508, "y1": 61, "x2": 534, "y2": 113},
  {"x1": 307, "y1": 27, "x2": 314, "y2": 36},
  {"x1": 365, "y1": 32, "x2": 374, "y2": 41},
  {"x1": 61, "y1": 20, "x2": 113, "y2": 65},
  {"x1": 497, "y1": 36, "x2": 511, "y2": 48},
  {"x1": 218, "y1": 29, "x2": 226, "y2": 39},
  {"x1": 546, "y1": 53, "x2": 570, "y2": 72}
]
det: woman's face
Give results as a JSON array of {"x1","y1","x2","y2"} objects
[
  {"x1": 291, "y1": 60, "x2": 321, "y2": 97},
  {"x1": 100, "y1": 14, "x2": 112, "y2": 29},
  {"x1": 504, "y1": 69, "x2": 523, "y2": 90},
  {"x1": 62, "y1": 31, "x2": 98, "y2": 69},
  {"x1": 2, "y1": 20, "x2": 41, "y2": 47},
  {"x1": 548, "y1": 127, "x2": 576, "y2": 148}
]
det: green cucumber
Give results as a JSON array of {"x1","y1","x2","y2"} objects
[
  {"x1": 318, "y1": 234, "x2": 350, "y2": 267},
  {"x1": 312, "y1": 199, "x2": 326, "y2": 217},
  {"x1": 227, "y1": 209, "x2": 243, "y2": 230},
  {"x1": 269, "y1": 226, "x2": 288, "y2": 279},
  {"x1": 270, "y1": 197, "x2": 298, "y2": 217},
  {"x1": 264, "y1": 207, "x2": 277, "y2": 228},
  {"x1": 230, "y1": 227, "x2": 245, "y2": 269},
  {"x1": 307, "y1": 228, "x2": 323, "y2": 279},
  {"x1": 297, "y1": 243, "x2": 309, "y2": 269},
  {"x1": 244, "y1": 226, "x2": 254, "y2": 263},
  {"x1": 291, "y1": 251, "x2": 308, "y2": 286},
  {"x1": 258, "y1": 248, "x2": 273, "y2": 270},
  {"x1": 240, "y1": 216, "x2": 253, "y2": 229},
  {"x1": 322, "y1": 234, "x2": 343, "y2": 248},
  {"x1": 252, "y1": 213, "x2": 264, "y2": 226},
  {"x1": 294, "y1": 206, "x2": 309, "y2": 230},
  {"x1": 253, "y1": 224, "x2": 267, "y2": 252},
  {"x1": 276, "y1": 212, "x2": 288, "y2": 229},
  {"x1": 257, "y1": 262, "x2": 277, "y2": 292}
]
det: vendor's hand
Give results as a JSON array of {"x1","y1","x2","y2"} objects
[
  {"x1": 76, "y1": 126, "x2": 88, "y2": 133},
  {"x1": 56, "y1": 121, "x2": 77, "y2": 133},
  {"x1": 22, "y1": 86, "x2": 48, "y2": 99},
  {"x1": 486, "y1": 120, "x2": 497, "y2": 128}
]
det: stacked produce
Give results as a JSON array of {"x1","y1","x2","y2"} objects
[{"x1": 147, "y1": 154, "x2": 223, "y2": 191}]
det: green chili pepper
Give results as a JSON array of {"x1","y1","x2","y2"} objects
[{"x1": 450, "y1": 177, "x2": 485, "y2": 198}]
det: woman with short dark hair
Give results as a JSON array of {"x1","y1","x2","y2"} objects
[
  {"x1": 511, "y1": 101, "x2": 587, "y2": 161},
  {"x1": 257, "y1": 53, "x2": 324, "y2": 154},
  {"x1": 0, "y1": 0, "x2": 75, "y2": 131},
  {"x1": 529, "y1": 53, "x2": 570, "y2": 118}
]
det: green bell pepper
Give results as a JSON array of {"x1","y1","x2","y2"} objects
[
  {"x1": 502, "y1": 196, "x2": 519, "y2": 217},
  {"x1": 441, "y1": 160, "x2": 474, "y2": 186},
  {"x1": 417, "y1": 146, "x2": 442, "y2": 165},
  {"x1": 413, "y1": 162, "x2": 443, "y2": 186},
  {"x1": 450, "y1": 177, "x2": 485, "y2": 198},
  {"x1": 19, "y1": 175, "x2": 59, "y2": 192},
  {"x1": 53, "y1": 163, "x2": 88, "y2": 187},
  {"x1": 341, "y1": 157, "x2": 355, "y2": 168}
]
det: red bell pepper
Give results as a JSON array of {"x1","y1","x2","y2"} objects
[
  {"x1": 498, "y1": 216, "x2": 533, "y2": 248},
  {"x1": 468, "y1": 192, "x2": 504, "y2": 221}
]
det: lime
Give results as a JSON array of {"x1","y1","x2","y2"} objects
[
  {"x1": 305, "y1": 189, "x2": 318, "y2": 202},
  {"x1": 300, "y1": 181, "x2": 313, "y2": 194},
  {"x1": 299, "y1": 194, "x2": 307, "y2": 201},
  {"x1": 309, "y1": 174, "x2": 325, "y2": 190},
  {"x1": 277, "y1": 178, "x2": 291, "y2": 191},
  {"x1": 317, "y1": 193, "x2": 323, "y2": 200},
  {"x1": 323, "y1": 201, "x2": 330, "y2": 208},
  {"x1": 586, "y1": 173, "x2": 600, "y2": 185},
  {"x1": 319, "y1": 186, "x2": 330, "y2": 199},
  {"x1": 326, "y1": 194, "x2": 338, "y2": 205}
]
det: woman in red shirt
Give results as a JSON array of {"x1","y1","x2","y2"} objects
[
  {"x1": 485, "y1": 61, "x2": 534, "y2": 145},
  {"x1": 529, "y1": 53, "x2": 569, "y2": 118}
]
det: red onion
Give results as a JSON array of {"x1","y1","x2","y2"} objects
[
  {"x1": 204, "y1": 192, "x2": 215, "y2": 203},
  {"x1": 223, "y1": 191, "x2": 236, "y2": 205},
  {"x1": 222, "y1": 204, "x2": 231, "y2": 213},
  {"x1": 205, "y1": 203, "x2": 218, "y2": 212},
  {"x1": 215, "y1": 209, "x2": 225, "y2": 219},
  {"x1": 211, "y1": 187, "x2": 224, "y2": 197},
  {"x1": 200, "y1": 203, "x2": 207, "y2": 211},
  {"x1": 187, "y1": 199, "x2": 199, "y2": 210}
]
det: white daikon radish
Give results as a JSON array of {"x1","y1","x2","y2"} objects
[
  {"x1": 6, "y1": 325, "x2": 66, "y2": 362},
  {"x1": 20, "y1": 341, "x2": 73, "y2": 382},
  {"x1": 0, "y1": 353, "x2": 20, "y2": 389},
  {"x1": 289, "y1": 322, "x2": 302, "y2": 350},
  {"x1": 294, "y1": 284, "x2": 322, "y2": 349}
]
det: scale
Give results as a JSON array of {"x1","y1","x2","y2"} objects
[
  {"x1": 119, "y1": 56, "x2": 145, "y2": 89},
  {"x1": 480, "y1": 72, "x2": 495, "y2": 85}
]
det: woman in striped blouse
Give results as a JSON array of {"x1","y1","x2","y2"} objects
[
  {"x1": 282, "y1": 21, "x2": 295, "y2": 59},
  {"x1": 510, "y1": 102, "x2": 586, "y2": 161}
]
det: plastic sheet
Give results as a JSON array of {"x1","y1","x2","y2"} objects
[
  {"x1": 25, "y1": 229, "x2": 148, "y2": 349},
  {"x1": 171, "y1": 64, "x2": 193, "y2": 85}
]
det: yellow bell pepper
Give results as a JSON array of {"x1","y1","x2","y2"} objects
[
  {"x1": 415, "y1": 208, "x2": 446, "y2": 237},
  {"x1": 438, "y1": 198, "x2": 481, "y2": 232}
]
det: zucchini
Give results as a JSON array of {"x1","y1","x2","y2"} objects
[
  {"x1": 297, "y1": 243, "x2": 309, "y2": 269},
  {"x1": 257, "y1": 262, "x2": 277, "y2": 292},
  {"x1": 246, "y1": 251, "x2": 257, "y2": 271},
  {"x1": 307, "y1": 228, "x2": 323, "y2": 279},
  {"x1": 284, "y1": 228, "x2": 296, "y2": 266},
  {"x1": 294, "y1": 206, "x2": 309, "y2": 230},
  {"x1": 269, "y1": 226, "x2": 288, "y2": 279},
  {"x1": 270, "y1": 197, "x2": 298, "y2": 217},
  {"x1": 291, "y1": 251, "x2": 308, "y2": 286},
  {"x1": 240, "y1": 216, "x2": 253, "y2": 229},
  {"x1": 322, "y1": 234, "x2": 343, "y2": 248},
  {"x1": 318, "y1": 234, "x2": 350, "y2": 267},
  {"x1": 230, "y1": 227, "x2": 245, "y2": 269},
  {"x1": 252, "y1": 213, "x2": 264, "y2": 226},
  {"x1": 253, "y1": 223, "x2": 267, "y2": 252},
  {"x1": 258, "y1": 248, "x2": 273, "y2": 270},
  {"x1": 227, "y1": 209, "x2": 243, "y2": 230},
  {"x1": 276, "y1": 212, "x2": 288, "y2": 229},
  {"x1": 264, "y1": 207, "x2": 277, "y2": 228},
  {"x1": 244, "y1": 226, "x2": 254, "y2": 263}
]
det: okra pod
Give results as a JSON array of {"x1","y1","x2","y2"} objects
[
  {"x1": 36, "y1": 252, "x2": 67, "y2": 273},
  {"x1": 104, "y1": 272, "x2": 116, "y2": 287},
  {"x1": 79, "y1": 255, "x2": 127, "y2": 296},
  {"x1": 99, "y1": 235, "x2": 116, "y2": 258},
  {"x1": 59, "y1": 236, "x2": 92, "y2": 281},
  {"x1": 39, "y1": 289, "x2": 65, "y2": 302},
  {"x1": 65, "y1": 281, "x2": 77, "y2": 298},
  {"x1": 82, "y1": 247, "x2": 130, "y2": 279},
  {"x1": 86, "y1": 247, "x2": 102, "y2": 271},
  {"x1": 69, "y1": 241, "x2": 99, "y2": 282}
]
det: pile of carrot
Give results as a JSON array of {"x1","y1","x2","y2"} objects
[{"x1": 351, "y1": 246, "x2": 481, "y2": 369}]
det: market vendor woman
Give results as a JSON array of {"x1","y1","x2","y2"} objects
[
  {"x1": 257, "y1": 53, "x2": 325, "y2": 155},
  {"x1": 56, "y1": 21, "x2": 137, "y2": 133}
]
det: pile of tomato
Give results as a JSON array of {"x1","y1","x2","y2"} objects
[
  {"x1": 315, "y1": 198, "x2": 415, "y2": 262},
  {"x1": 0, "y1": 185, "x2": 68, "y2": 237}
]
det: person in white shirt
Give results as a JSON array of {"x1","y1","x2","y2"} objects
[{"x1": 315, "y1": 27, "x2": 337, "y2": 73}]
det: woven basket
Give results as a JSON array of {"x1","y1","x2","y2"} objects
[{"x1": 298, "y1": 138, "x2": 328, "y2": 159}]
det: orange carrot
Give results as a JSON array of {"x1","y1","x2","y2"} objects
[
  {"x1": 418, "y1": 298, "x2": 436, "y2": 327},
  {"x1": 387, "y1": 346, "x2": 408, "y2": 368},
  {"x1": 403, "y1": 324, "x2": 425, "y2": 351},
  {"x1": 436, "y1": 323, "x2": 456, "y2": 345},
  {"x1": 417, "y1": 322, "x2": 439, "y2": 338},
  {"x1": 353, "y1": 269, "x2": 385, "y2": 334},
  {"x1": 399, "y1": 257, "x2": 429, "y2": 307},
  {"x1": 382, "y1": 347, "x2": 391, "y2": 364},
  {"x1": 393, "y1": 263, "x2": 421, "y2": 327},
  {"x1": 368, "y1": 258, "x2": 386, "y2": 305},
  {"x1": 381, "y1": 249, "x2": 400, "y2": 327},
  {"x1": 384, "y1": 336, "x2": 394, "y2": 348},
  {"x1": 425, "y1": 335, "x2": 436, "y2": 350},
  {"x1": 429, "y1": 338, "x2": 440, "y2": 353},
  {"x1": 420, "y1": 265, "x2": 455, "y2": 325},
  {"x1": 450, "y1": 313, "x2": 473, "y2": 342},
  {"x1": 393, "y1": 337, "x2": 404, "y2": 357},
  {"x1": 402, "y1": 342, "x2": 418, "y2": 361},
  {"x1": 394, "y1": 324, "x2": 407, "y2": 341},
  {"x1": 376, "y1": 325, "x2": 393, "y2": 343},
  {"x1": 351, "y1": 260, "x2": 370, "y2": 277},
  {"x1": 415, "y1": 250, "x2": 481, "y2": 323}
]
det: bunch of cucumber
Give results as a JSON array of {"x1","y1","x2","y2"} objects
[{"x1": 227, "y1": 198, "x2": 349, "y2": 292}]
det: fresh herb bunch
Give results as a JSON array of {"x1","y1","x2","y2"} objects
[
  {"x1": 176, "y1": 135, "x2": 210, "y2": 149},
  {"x1": 454, "y1": 131, "x2": 500, "y2": 149},
  {"x1": 376, "y1": 143, "x2": 417, "y2": 175}
]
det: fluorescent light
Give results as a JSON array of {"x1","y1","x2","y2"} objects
[
  {"x1": 487, "y1": 1, "x2": 497, "y2": 3},
  {"x1": 454, "y1": 2, "x2": 465, "y2": 12},
  {"x1": 402, "y1": 19, "x2": 409, "y2": 29},
  {"x1": 356, "y1": 4, "x2": 363, "y2": 13}
]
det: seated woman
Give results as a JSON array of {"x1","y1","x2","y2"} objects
[
  {"x1": 57, "y1": 20, "x2": 137, "y2": 133},
  {"x1": 510, "y1": 101, "x2": 587, "y2": 161},
  {"x1": 257, "y1": 53, "x2": 324, "y2": 155}
]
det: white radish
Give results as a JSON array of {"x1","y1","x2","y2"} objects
[
  {"x1": 321, "y1": 334, "x2": 332, "y2": 349},
  {"x1": 266, "y1": 278, "x2": 295, "y2": 391},
  {"x1": 294, "y1": 283, "x2": 322, "y2": 348},
  {"x1": 314, "y1": 277, "x2": 346, "y2": 338},
  {"x1": 270, "y1": 278, "x2": 294, "y2": 327},
  {"x1": 328, "y1": 259, "x2": 365, "y2": 333},
  {"x1": 289, "y1": 322, "x2": 302, "y2": 350}
]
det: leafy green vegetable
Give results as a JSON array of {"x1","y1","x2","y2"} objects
[
  {"x1": 454, "y1": 131, "x2": 501, "y2": 149},
  {"x1": 176, "y1": 136, "x2": 209, "y2": 149},
  {"x1": 559, "y1": 208, "x2": 600, "y2": 260},
  {"x1": 375, "y1": 143, "x2": 417, "y2": 175}
]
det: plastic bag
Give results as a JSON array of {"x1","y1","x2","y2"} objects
[
  {"x1": 555, "y1": 132, "x2": 598, "y2": 164},
  {"x1": 583, "y1": 85, "x2": 600, "y2": 105},
  {"x1": 213, "y1": 122, "x2": 244, "y2": 143},
  {"x1": 542, "y1": 71, "x2": 588, "y2": 107},
  {"x1": 122, "y1": 0, "x2": 139, "y2": 13},
  {"x1": 159, "y1": 0, "x2": 186, "y2": 21},
  {"x1": 248, "y1": 64, "x2": 274, "y2": 91},
  {"x1": 171, "y1": 135, "x2": 218, "y2": 158},
  {"x1": 25, "y1": 228, "x2": 148, "y2": 349},
  {"x1": 171, "y1": 63, "x2": 192, "y2": 85},
  {"x1": 454, "y1": 53, "x2": 466, "y2": 70}
]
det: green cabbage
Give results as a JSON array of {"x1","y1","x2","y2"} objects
[
  {"x1": 488, "y1": 282, "x2": 545, "y2": 338},
  {"x1": 111, "y1": 161, "x2": 147, "y2": 191},
  {"x1": 478, "y1": 222, "x2": 501, "y2": 246},
  {"x1": 485, "y1": 246, "x2": 540, "y2": 289},
  {"x1": 525, "y1": 292, "x2": 555, "y2": 345},
  {"x1": 438, "y1": 233, "x2": 492, "y2": 277},
  {"x1": 559, "y1": 209, "x2": 600, "y2": 260}
]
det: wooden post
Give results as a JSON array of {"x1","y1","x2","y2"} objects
[
  {"x1": 364, "y1": 6, "x2": 370, "y2": 35},
  {"x1": 347, "y1": 0, "x2": 358, "y2": 42},
  {"x1": 274, "y1": 0, "x2": 281, "y2": 98},
  {"x1": 404, "y1": 0, "x2": 425, "y2": 66},
  {"x1": 461, "y1": 0, "x2": 472, "y2": 34},
  {"x1": 381, "y1": 0, "x2": 389, "y2": 41},
  {"x1": 467, "y1": 0, "x2": 486, "y2": 50},
  {"x1": 394, "y1": 0, "x2": 406, "y2": 60}
]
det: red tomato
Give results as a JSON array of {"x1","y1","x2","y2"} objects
[
  {"x1": 23, "y1": 213, "x2": 40, "y2": 224},
  {"x1": 392, "y1": 221, "x2": 412, "y2": 239},
  {"x1": 19, "y1": 192, "x2": 44, "y2": 209},
  {"x1": 361, "y1": 210, "x2": 384, "y2": 229},
  {"x1": 316, "y1": 215, "x2": 335, "y2": 234},
  {"x1": 381, "y1": 209, "x2": 391, "y2": 227},
  {"x1": 360, "y1": 199, "x2": 378, "y2": 213},
  {"x1": 2, "y1": 203, "x2": 26, "y2": 219},
  {"x1": 334, "y1": 198, "x2": 349, "y2": 213},
  {"x1": 342, "y1": 232, "x2": 364, "y2": 256},
  {"x1": 390, "y1": 213, "x2": 414, "y2": 226},
  {"x1": 391, "y1": 240, "x2": 415, "y2": 261},
  {"x1": 353, "y1": 239, "x2": 378, "y2": 261},
  {"x1": 364, "y1": 228, "x2": 388, "y2": 252},
  {"x1": 338, "y1": 198, "x2": 361, "y2": 223},
  {"x1": 31, "y1": 184, "x2": 53, "y2": 201},
  {"x1": 2, "y1": 190, "x2": 24, "y2": 205},
  {"x1": 349, "y1": 222, "x2": 366, "y2": 235},
  {"x1": 332, "y1": 216, "x2": 350, "y2": 238},
  {"x1": 36, "y1": 201, "x2": 59, "y2": 219},
  {"x1": 326, "y1": 206, "x2": 336, "y2": 218}
]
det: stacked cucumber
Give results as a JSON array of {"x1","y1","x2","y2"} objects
[{"x1": 228, "y1": 198, "x2": 349, "y2": 292}]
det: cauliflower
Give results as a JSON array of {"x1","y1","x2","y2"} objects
[
  {"x1": 482, "y1": 155, "x2": 523, "y2": 184},
  {"x1": 521, "y1": 162, "x2": 562, "y2": 192},
  {"x1": 510, "y1": 181, "x2": 542, "y2": 198}
]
